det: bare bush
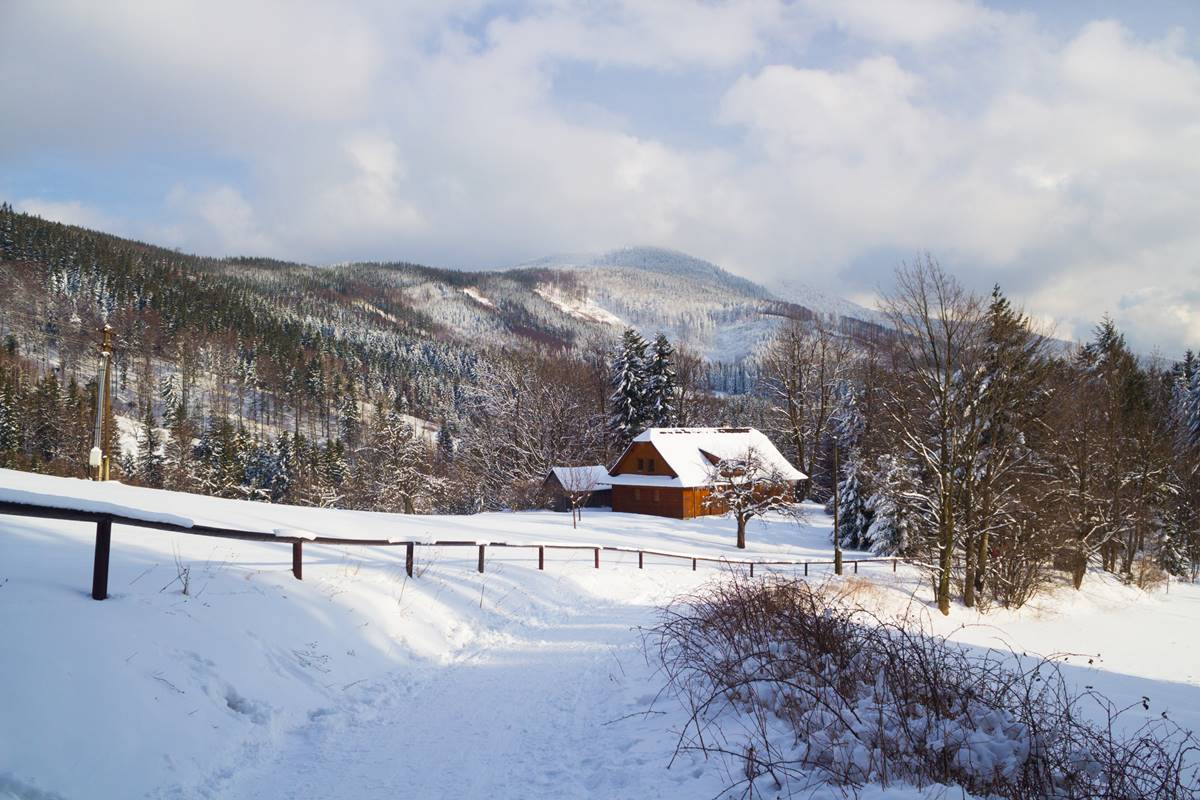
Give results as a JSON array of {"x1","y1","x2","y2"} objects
[
  {"x1": 1132, "y1": 555, "x2": 1169, "y2": 592},
  {"x1": 652, "y1": 578, "x2": 1199, "y2": 799}
]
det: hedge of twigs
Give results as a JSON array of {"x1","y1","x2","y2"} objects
[{"x1": 651, "y1": 578, "x2": 1199, "y2": 799}]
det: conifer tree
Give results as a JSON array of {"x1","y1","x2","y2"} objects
[
  {"x1": 828, "y1": 381, "x2": 872, "y2": 550},
  {"x1": 609, "y1": 328, "x2": 650, "y2": 443},
  {"x1": 339, "y1": 378, "x2": 362, "y2": 451},
  {"x1": 865, "y1": 454, "x2": 916, "y2": 556},
  {"x1": 645, "y1": 333, "x2": 678, "y2": 428},
  {"x1": 137, "y1": 408, "x2": 165, "y2": 488}
]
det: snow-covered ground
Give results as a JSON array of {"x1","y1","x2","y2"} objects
[{"x1": 1, "y1": 470, "x2": 1198, "y2": 799}]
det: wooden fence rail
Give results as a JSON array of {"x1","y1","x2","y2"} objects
[{"x1": 0, "y1": 499, "x2": 903, "y2": 601}]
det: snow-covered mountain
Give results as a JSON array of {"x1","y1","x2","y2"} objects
[
  {"x1": 498, "y1": 246, "x2": 884, "y2": 361},
  {"x1": 768, "y1": 277, "x2": 886, "y2": 326}
]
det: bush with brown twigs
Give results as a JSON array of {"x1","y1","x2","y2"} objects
[{"x1": 652, "y1": 577, "x2": 1199, "y2": 799}]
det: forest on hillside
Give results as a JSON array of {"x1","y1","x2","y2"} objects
[{"x1": 2, "y1": 205, "x2": 1198, "y2": 611}]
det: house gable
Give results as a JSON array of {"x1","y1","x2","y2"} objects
[{"x1": 609, "y1": 441, "x2": 677, "y2": 478}]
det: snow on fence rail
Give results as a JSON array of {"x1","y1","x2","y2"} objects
[{"x1": 0, "y1": 498, "x2": 902, "y2": 601}]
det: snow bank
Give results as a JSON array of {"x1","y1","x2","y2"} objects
[{"x1": 1, "y1": 469, "x2": 1198, "y2": 799}]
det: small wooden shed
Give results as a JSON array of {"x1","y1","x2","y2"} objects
[{"x1": 541, "y1": 465, "x2": 613, "y2": 512}]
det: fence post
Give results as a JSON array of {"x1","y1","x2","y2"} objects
[
  {"x1": 406, "y1": 542, "x2": 414, "y2": 578},
  {"x1": 593, "y1": 547, "x2": 600, "y2": 569},
  {"x1": 538, "y1": 545, "x2": 545, "y2": 570},
  {"x1": 92, "y1": 516, "x2": 112, "y2": 601},
  {"x1": 893, "y1": 558, "x2": 897, "y2": 573},
  {"x1": 638, "y1": 551, "x2": 643, "y2": 569},
  {"x1": 853, "y1": 560, "x2": 858, "y2": 575},
  {"x1": 478, "y1": 544, "x2": 486, "y2": 574},
  {"x1": 749, "y1": 562, "x2": 754, "y2": 578},
  {"x1": 804, "y1": 562, "x2": 808, "y2": 577},
  {"x1": 292, "y1": 541, "x2": 303, "y2": 580},
  {"x1": 692, "y1": 557, "x2": 697, "y2": 571}
]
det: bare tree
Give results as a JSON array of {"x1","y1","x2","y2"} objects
[
  {"x1": 704, "y1": 446, "x2": 802, "y2": 549},
  {"x1": 556, "y1": 466, "x2": 604, "y2": 529},
  {"x1": 880, "y1": 256, "x2": 984, "y2": 615},
  {"x1": 759, "y1": 316, "x2": 851, "y2": 499}
]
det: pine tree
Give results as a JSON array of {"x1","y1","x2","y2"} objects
[
  {"x1": 371, "y1": 410, "x2": 440, "y2": 513},
  {"x1": 609, "y1": 328, "x2": 650, "y2": 443},
  {"x1": 339, "y1": 379, "x2": 362, "y2": 451},
  {"x1": 271, "y1": 433, "x2": 298, "y2": 503},
  {"x1": 836, "y1": 457, "x2": 873, "y2": 550},
  {"x1": 159, "y1": 374, "x2": 181, "y2": 430},
  {"x1": 866, "y1": 454, "x2": 915, "y2": 556},
  {"x1": 0, "y1": 384, "x2": 16, "y2": 466},
  {"x1": 645, "y1": 333, "x2": 678, "y2": 428},
  {"x1": 828, "y1": 381, "x2": 871, "y2": 550},
  {"x1": 436, "y1": 416, "x2": 456, "y2": 461},
  {"x1": 136, "y1": 408, "x2": 165, "y2": 488}
]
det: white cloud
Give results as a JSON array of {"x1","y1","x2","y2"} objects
[
  {"x1": 14, "y1": 199, "x2": 114, "y2": 231},
  {"x1": 164, "y1": 185, "x2": 276, "y2": 256},
  {"x1": 796, "y1": 0, "x2": 1001, "y2": 46},
  {"x1": 2, "y1": 3, "x2": 1200, "y2": 355}
]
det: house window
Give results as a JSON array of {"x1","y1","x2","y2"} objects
[
  {"x1": 637, "y1": 458, "x2": 644, "y2": 471},
  {"x1": 648, "y1": 458, "x2": 656, "y2": 472}
]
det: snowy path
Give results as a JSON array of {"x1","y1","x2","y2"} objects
[{"x1": 210, "y1": 594, "x2": 719, "y2": 800}]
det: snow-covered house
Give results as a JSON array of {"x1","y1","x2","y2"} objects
[
  {"x1": 606, "y1": 427, "x2": 806, "y2": 519},
  {"x1": 541, "y1": 465, "x2": 613, "y2": 511}
]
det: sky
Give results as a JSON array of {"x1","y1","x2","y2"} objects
[{"x1": 2, "y1": 1, "x2": 1199, "y2": 356}]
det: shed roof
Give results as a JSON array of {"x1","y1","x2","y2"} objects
[
  {"x1": 547, "y1": 465, "x2": 613, "y2": 490},
  {"x1": 607, "y1": 427, "x2": 806, "y2": 488}
]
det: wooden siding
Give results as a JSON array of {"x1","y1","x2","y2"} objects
[
  {"x1": 611, "y1": 485, "x2": 686, "y2": 518},
  {"x1": 610, "y1": 442, "x2": 676, "y2": 478},
  {"x1": 612, "y1": 485, "x2": 731, "y2": 519}
]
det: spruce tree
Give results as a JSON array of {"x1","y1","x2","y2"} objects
[
  {"x1": 0, "y1": 384, "x2": 16, "y2": 465},
  {"x1": 865, "y1": 454, "x2": 915, "y2": 556},
  {"x1": 828, "y1": 381, "x2": 871, "y2": 549},
  {"x1": 137, "y1": 408, "x2": 165, "y2": 488},
  {"x1": 339, "y1": 379, "x2": 362, "y2": 451},
  {"x1": 645, "y1": 332, "x2": 678, "y2": 428},
  {"x1": 609, "y1": 328, "x2": 650, "y2": 442}
]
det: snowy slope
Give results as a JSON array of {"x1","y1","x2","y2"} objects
[
  {"x1": 508, "y1": 247, "x2": 887, "y2": 362},
  {"x1": 2, "y1": 471, "x2": 1198, "y2": 799}
]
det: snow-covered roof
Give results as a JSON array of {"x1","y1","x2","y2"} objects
[
  {"x1": 607, "y1": 427, "x2": 806, "y2": 488},
  {"x1": 547, "y1": 465, "x2": 612, "y2": 490}
]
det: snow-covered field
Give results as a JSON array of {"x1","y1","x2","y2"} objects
[{"x1": 1, "y1": 470, "x2": 1198, "y2": 799}]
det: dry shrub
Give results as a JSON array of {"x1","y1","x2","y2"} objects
[
  {"x1": 1132, "y1": 556, "x2": 1169, "y2": 592},
  {"x1": 652, "y1": 577, "x2": 1199, "y2": 799}
]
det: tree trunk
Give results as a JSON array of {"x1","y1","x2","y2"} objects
[
  {"x1": 963, "y1": 533, "x2": 977, "y2": 609},
  {"x1": 833, "y1": 440, "x2": 842, "y2": 575},
  {"x1": 937, "y1": 502, "x2": 953, "y2": 616},
  {"x1": 975, "y1": 530, "x2": 989, "y2": 597},
  {"x1": 736, "y1": 515, "x2": 747, "y2": 550},
  {"x1": 1072, "y1": 549, "x2": 1087, "y2": 590}
]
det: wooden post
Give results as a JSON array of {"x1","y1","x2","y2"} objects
[
  {"x1": 638, "y1": 551, "x2": 643, "y2": 569},
  {"x1": 853, "y1": 560, "x2": 858, "y2": 575},
  {"x1": 538, "y1": 545, "x2": 545, "y2": 570},
  {"x1": 406, "y1": 542, "x2": 414, "y2": 578},
  {"x1": 804, "y1": 562, "x2": 808, "y2": 577},
  {"x1": 692, "y1": 557, "x2": 696, "y2": 571},
  {"x1": 593, "y1": 547, "x2": 599, "y2": 569},
  {"x1": 292, "y1": 541, "x2": 302, "y2": 580},
  {"x1": 92, "y1": 516, "x2": 112, "y2": 601},
  {"x1": 749, "y1": 562, "x2": 754, "y2": 578},
  {"x1": 893, "y1": 558, "x2": 897, "y2": 573},
  {"x1": 478, "y1": 544, "x2": 486, "y2": 574}
]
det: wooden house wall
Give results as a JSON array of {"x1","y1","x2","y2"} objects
[{"x1": 610, "y1": 442, "x2": 676, "y2": 478}]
